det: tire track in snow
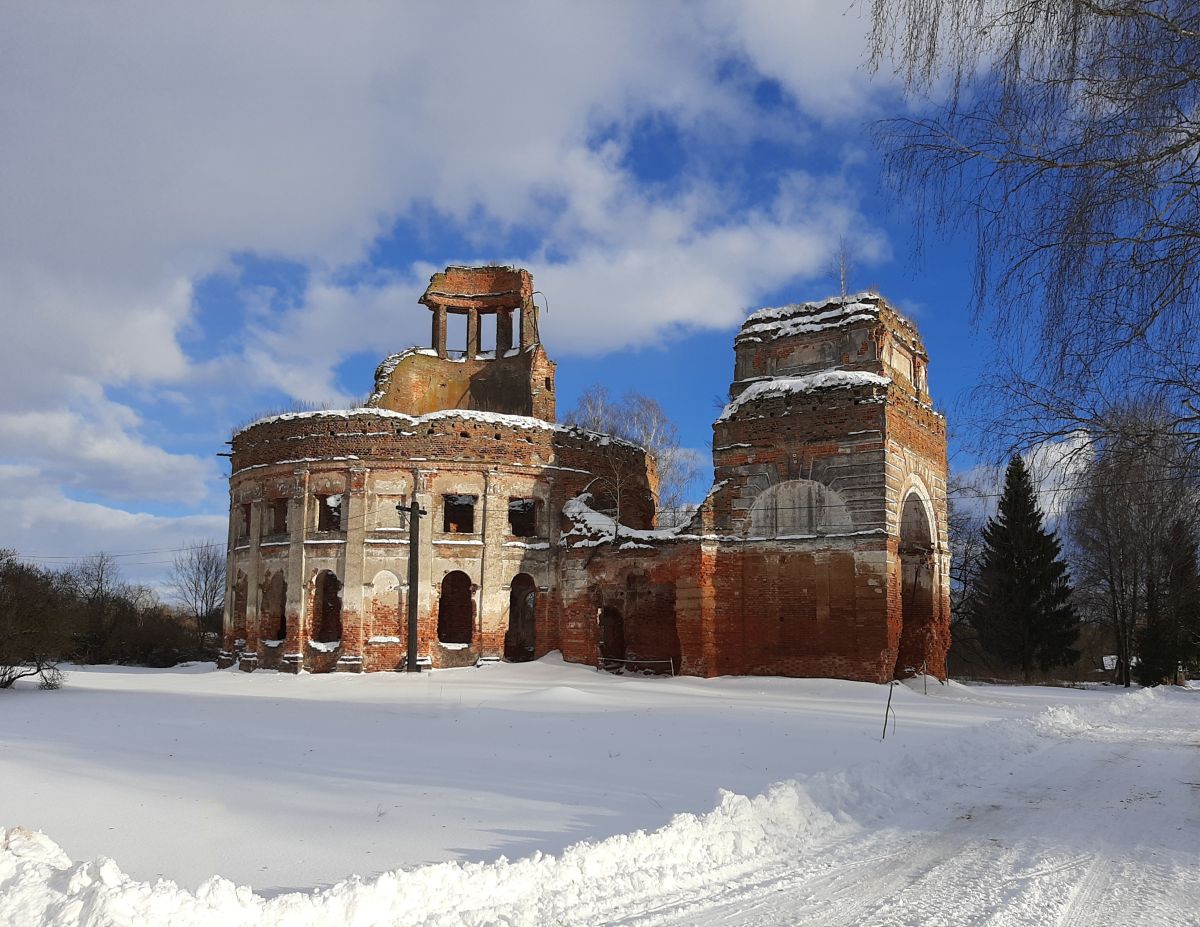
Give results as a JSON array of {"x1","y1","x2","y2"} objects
[{"x1": 602, "y1": 692, "x2": 1200, "y2": 927}]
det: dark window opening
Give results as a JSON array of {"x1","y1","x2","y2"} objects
[
  {"x1": 270, "y1": 499, "x2": 288, "y2": 536},
  {"x1": 437, "y1": 570, "x2": 473, "y2": 644},
  {"x1": 263, "y1": 572, "x2": 287, "y2": 640},
  {"x1": 505, "y1": 574, "x2": 537, "y2": 662},
  {"x1": 312, "y1": 571, "x2": 342, "y2": 643},
  {"x1": 237, "y1": 503, "x2": 251, "y2": 539},
  {"x1": 544, "y1": 377, "x2": 552, "y2": 391},
  {"x1": 599, "y1": 606, "x2": 625, "y2": 662},
  {"x1": 508, "y1": 498, "x2": 539, "y2": 537},
  {"x1": 317, "y1": 493, "x2": 343, "y2": 532},
  {"x1": 443, "y1": 494, "x2": 477, "y2": 533}
]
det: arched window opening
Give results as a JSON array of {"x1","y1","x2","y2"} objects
[
  {"x1": 438, "y1": 571, "x2": 473, "y2": 645},
  {"x1": 599, "y1": 606, "x2": 625, "y2": 662},
  {"x1": 262, "y1": 572, "x2": 287, "y2": 641},
  {"x1": 312, "y1": 571, "x2": 343, "y2": 643},
  {"x1": 748, "y1": 479, "x2": 852, "y2": 538},
  {"x1": 895, "y1": 491, "x2": 935, "y2": 679},
  {"x1": 505, "y1": 574, "x2": 537, "y2": 662}
]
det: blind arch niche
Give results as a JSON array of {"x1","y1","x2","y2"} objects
[{"x1": 748, "y1": 479, "x2": 852, "y2": 538}]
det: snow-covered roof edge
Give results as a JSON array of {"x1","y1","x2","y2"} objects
[
  {"x1": 233, "y1": 407, "x2": 648, "y2": 452},
  {"x1": 718, "y1": 370, "x2": 892, "y2": 421},
  {"x1": 737, "y1": 292, "x2": 921, "y2": 345}
]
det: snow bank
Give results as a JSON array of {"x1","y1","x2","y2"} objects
[{"x1": 0, "y1": 689, "x2": 1162, "y2": 927}]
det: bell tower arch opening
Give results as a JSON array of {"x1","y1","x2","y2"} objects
[{"x1": 895, "y1": 490, "x2": 936, "y2": 679}]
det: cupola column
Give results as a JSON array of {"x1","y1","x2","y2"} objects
[
  {"x1": 519, "y1": 300, "x2": 539, "y2": 350},
  {"x1": 496, "y1": 309, "x2": 513, "y2": 355},
  {"x1": 431, "y1": 304, "x2": 448, "y2": 358},
  {"x1": 466, "y1": 308, "x2": 481, "y2": 358}
]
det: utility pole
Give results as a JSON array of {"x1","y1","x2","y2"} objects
[{"x1": 406, "y1": 498, "x2": 426, "y2": 673}]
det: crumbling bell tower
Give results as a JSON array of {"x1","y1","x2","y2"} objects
[
  {"x1": 368, "y1": 265, "x2": 557, "y2": 421},
  {"x1": 692, "y1": 292, "x2": 952, "y2": 681}
]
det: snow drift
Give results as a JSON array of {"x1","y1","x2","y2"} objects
[{"x1": 0, "y1": 688, "x2": 1163, "y2": 927}]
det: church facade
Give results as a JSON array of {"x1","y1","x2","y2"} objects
[{"x1": 221, "y1": 265, "x2": 949, "y2": 682}]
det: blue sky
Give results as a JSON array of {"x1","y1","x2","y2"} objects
[{"x1": 0, "y1": 2, "x2": 992, "y2": 585}]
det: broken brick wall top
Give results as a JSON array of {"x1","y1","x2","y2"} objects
[
  {"x1": 419, "y1": 265, "x2": 533, "y2": 311},
  {"x1": 229, "y1": 407, "x2": 656, "y2": 529},
  {"x1": 367, "y1": 344, "x2": 556, "y2": 420},
  {"x1": 731, "y1": 293, "x2": 931, "y2": 403},
  {"x1": 698, "y1": 292, "x2": 946, "y2": 542},
  {"x1": 371, "y1": 265, "x2": 551, "y2": 420}
]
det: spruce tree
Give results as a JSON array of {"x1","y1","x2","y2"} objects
[{"x1": 970, "y1": 456, "x2": 1079, "y2": 682}]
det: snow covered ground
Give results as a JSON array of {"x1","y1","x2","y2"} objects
[{"x1": 1, "y1": 657, "x2": 1196, "y2": 925}]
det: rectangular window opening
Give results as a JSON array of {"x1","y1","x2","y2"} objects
[
  {"x1": 317, "y1": 493, "x2": 343, "y2": 532},
  {"x1": 446, "y1": 313, "x2": 467, "y2": 359},
  {"x1": 443, "y1": 494, "x2": 477, "y2": 534},
  {"x1": 508, "y1": 498, "x2": 539, "y2": 537},
  {"x1": 238, "y1": 503, "x2": 252, "y2": 539},
  {"x1": 271, "y1": 499, "x2": 289, "y2": 535}
]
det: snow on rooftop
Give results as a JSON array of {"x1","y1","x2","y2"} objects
[
  {"x1": 737, "y1": 293, "x2": 918, "y2": 345},
  {"x1": 234, "y1": 406, "x2": 645, "y2": 451},
  {"x1": 719, "y1": 370, "x2": 891, "y2": 421}
]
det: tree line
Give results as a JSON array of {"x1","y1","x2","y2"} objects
[
  {"x1": 0, "y1": 542, "x2": 224, "y2": 689},
  {"x1": 952, "y1": 415, "x2": 1200, "y2": 687}
]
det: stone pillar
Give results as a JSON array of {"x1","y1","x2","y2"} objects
[
  {"x1": 241, "y1": 495, "x2": 264, "y2": 670},
  {"x1": 218, "y1": 490, "x2": 238, "y2": 665},
  {"x1": 466, "y1": 308, "x2": 481, "y2": 358},
  {"x1": 339, "y1": 467, "x2": 369, "y2": 671},
  {"x1": 283, "y1": 469, "x2": 310, "y2": 674},
  {"x1": 431, "y1": 304, "x2": 448, "y2": 358},
  {"x1": 413, "y1": 467, "x2": 435, "y2": 660},
  {"x1": 496, "y1": 309, "x2": 513, "y2": 355},
  {"x1": 480, "y1": 469, "x2": 505, "y2": 656}
]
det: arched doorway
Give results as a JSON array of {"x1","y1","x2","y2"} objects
[
  {"x1": 262, "y1": 572, "x2": 287, "y2": 641},
  {"x1": 438, "y1": 571, "x2": 473, "y2": 645},
  {"x1": 895, "y1": 491, "x2": 935, "y2": 678},
  {"x1": 505, "y1": 574, "x2": 537, "y2": 662},
  {"x1": 599, "y1": 606, "x2": 625, "y2": 662},
  {"x1": 312, "y1": 570, "x2": 342, "y2": 643}
]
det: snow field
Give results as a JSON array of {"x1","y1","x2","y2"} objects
[{"x1": 3, "y1": 662, "x2": 1191, "y2": 927}]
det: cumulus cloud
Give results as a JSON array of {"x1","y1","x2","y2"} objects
[
  {"x1": 0, "y1": 1, "x2": 896, "y2": 549},
  {"x1": 0, "y1": 466, "x2": 226, "y2": 588}
]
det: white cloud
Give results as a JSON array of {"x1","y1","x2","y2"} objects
[
  {"x1": 0, "y1": 1, "x2": 898, "y2": 533},
  {"x1": 0, "y1": 404, "x2": 217, "y2": 505},
  {"x1": 0, "y1": 466, "x2": 226, "y2": 589}
]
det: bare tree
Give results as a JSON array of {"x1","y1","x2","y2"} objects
[
  {"x1": 565, "y1": 385, "x2": 701, "y2": 521},
  {"x1": 945, "y1": 476, "x2": 991, "y2": 676},
  {"x1": 1068, "y1": 408, "x2": 1199, "y2": 685},
  {"x1": 867, "y1": 1, "x2": 1200, "y2": 460},
  {"x1": 0, "y1": 551, "x2": 70, "y2": 689},
  {"x1": 169, "y1": 540, "x2": 225, "y2": 649}
]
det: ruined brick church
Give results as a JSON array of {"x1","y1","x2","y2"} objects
[{"x1": 222, "y1": 265, "x2": 950, "y2": 682}]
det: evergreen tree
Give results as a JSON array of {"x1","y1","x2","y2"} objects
[{"x1": 970, "y1": 456, "x2": 1079, "y2": 682}]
